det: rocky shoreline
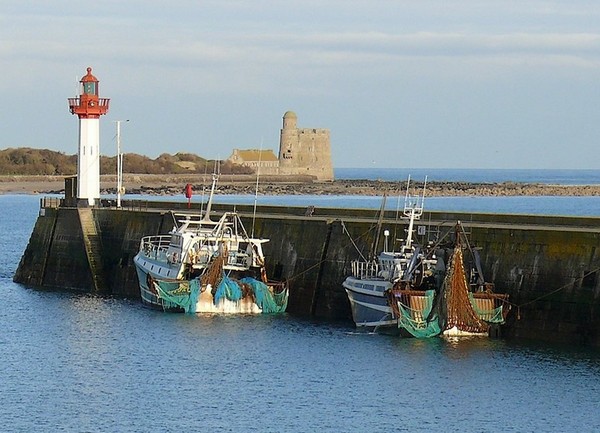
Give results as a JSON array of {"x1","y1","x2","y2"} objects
[{"x1": 1, "y1": 174, "x2": 599, "y2": 197}]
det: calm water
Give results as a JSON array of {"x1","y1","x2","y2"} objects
[{"x1": 3, "y1": 194, "x2": 600, "y2": 432}]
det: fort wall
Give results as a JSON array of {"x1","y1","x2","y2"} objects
[
  {"x1": 228, "y1": 111, "x2": 334, "y2": 181},
  {"x1": 278, "y1": 111, "x2": 334, "y2": 181}
]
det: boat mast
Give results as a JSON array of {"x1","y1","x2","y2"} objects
[
  {"x1": 199, "y1": 161, "x2": 209, "y2": 217},
  {"x1": 403, "y1": 175, "x2": 426, "y2": 250},
  {"x1": 404, "y1": 175, "x2": 414, "y2": 249},
  {"x1": 392, "y1": 177, "x2": 404, "y2": 251},
  {"x1": 251, "y1": 140, "x2": 263, "y2": 238},
  {"x1": 203, "y1": 162, "x2": 219, "y2": 222},
  {"x1": 372, "y1": 193, "x2": 387, "y2": 258}
]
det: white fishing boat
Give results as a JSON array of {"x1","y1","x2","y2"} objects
[
  {"x1": 133, "y1": 174, "x2": 288, "y2": 313},
  {"x1": 342, "y1": 177, "x2": 439, "y2": 331}
]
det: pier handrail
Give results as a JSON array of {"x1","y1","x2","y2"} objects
[{"x1": 40, "y1": 197, "x2": 63, "y2": 209}]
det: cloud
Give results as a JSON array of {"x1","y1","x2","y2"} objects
[
  {"x1": 3, "y1": 1, "x2": 600, "y2": 94},
  {"x1": 3, "y1": 1, "x2": 600, "y2": 168}
]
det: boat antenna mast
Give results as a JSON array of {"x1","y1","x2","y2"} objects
[
  {"x1": 199, "y1": 160, "x2": 209, "y2": 217},
  {"x1": 403, "y1": 175, "x2": 426, "y2": 249},
  {"x1": 392, "y1": 178, "x2": 404, "y2": 251},
  {"x1": 251, "y1": 139, "x2": 263, "y2": 238},
  {"x1": 371, "y1": 192, "x2": 387, "y2": 259},
  {"x1": 202, "y1": 160, "x2": 220, "y2": 222}
]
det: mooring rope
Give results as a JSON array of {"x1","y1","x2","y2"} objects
[
  {"x1": 506, "y1": 266, "x2": 600, "y2": 320},
  {"x1": 285, "y1": 220, "x2": 377, "y2": 284},
  {"x1": 340, "y1": 220, "x2": 370, "y2": 261}
]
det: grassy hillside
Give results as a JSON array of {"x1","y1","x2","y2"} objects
[{"x1": 0, "y1": 148, "x2": 253, "y2": 175}]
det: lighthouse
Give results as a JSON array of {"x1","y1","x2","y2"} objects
[{"x1": 68, "y1": 67, "x2": 110, "y2": 206}]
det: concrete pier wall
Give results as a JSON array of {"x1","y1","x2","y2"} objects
[{"x1": 14, "y1": 200, "x2": 600, "y2": 346}]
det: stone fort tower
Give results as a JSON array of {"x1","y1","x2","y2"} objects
[{"x1": 278, "y1": 111, "x2": 333, "y2": 181}]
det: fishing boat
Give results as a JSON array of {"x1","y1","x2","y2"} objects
[
  {"x1": 133, "y1": 174, "x2": 288, "y2": 313},
  {"x1": 388, "y1": 221, "x2": 510, "y2": 338},
  {"x1": 343, "y1": 177, "x2": 510, "y2": 337},
  {"x1": 342, "y1": 178, "x2": 440, "y2": 331}
]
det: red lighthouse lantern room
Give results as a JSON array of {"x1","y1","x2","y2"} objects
[{"x1": 68, "y1": 67, "x2": 110, "y2": 118}]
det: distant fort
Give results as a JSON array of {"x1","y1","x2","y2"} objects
[{"x1": 228, "y1": 111, "x2": 334, "y2": 181}]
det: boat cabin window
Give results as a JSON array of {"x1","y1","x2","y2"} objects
[
  {"x1": 380, "y1": 259, "x2": 392, "y2": 273},
  {"x1": 169, "y1": 235, "x2": 182, "y2": 247}
]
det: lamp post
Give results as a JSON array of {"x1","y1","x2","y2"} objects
[{"x1": 115, "y1": 119, "x2": 129, "y2": 208}]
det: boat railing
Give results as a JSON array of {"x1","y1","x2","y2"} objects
[
  {"x1": 351, "y1": 260, "x2": 380, "y2": 280},
  {"x1": 139, "y1": 235, "x2": 171, "y2": 260}
]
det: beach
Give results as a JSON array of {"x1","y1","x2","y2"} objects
[{"x1": 1, "y1": 174, "x2": 600, "y2": 197}]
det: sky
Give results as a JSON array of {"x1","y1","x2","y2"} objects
[{"x1": 1, "y1": 1, "x2": 599, "y2": 169}]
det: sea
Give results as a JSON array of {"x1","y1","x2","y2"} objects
[
  {"x1": 2, "y1": 169, "x2": 600, "y2": 432},
  {"x1": 199, "y1": 167, "x2": 600, "y2": 217},
  {"x1": 335, "y1": 167, "x2": 600, "y2": 185}
]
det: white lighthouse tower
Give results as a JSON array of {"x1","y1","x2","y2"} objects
[{"x1": 68, "y1": 67, "x2": 110, "y2": 206}]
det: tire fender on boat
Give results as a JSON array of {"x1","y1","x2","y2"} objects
[{"x1": 146, "y1": 273, "x2": 157, "y2": 295}]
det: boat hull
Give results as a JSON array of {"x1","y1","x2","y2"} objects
[
  {"x1": 342, "y1": 276, "x2": 396, "y2": 330},
  {"x1": 134, "y1": 258, "x2": 280, "y2": 314},
  {"x1": 442, "y1": 326, "x2": 489, "y2": 338}
]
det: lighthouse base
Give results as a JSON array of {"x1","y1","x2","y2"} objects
[
  {"x1": 77, "y1": 198, "x2": 97, "y2": 207},
  {"x1": 64, "y1": 177, "x2": 98, "y2": 207}
]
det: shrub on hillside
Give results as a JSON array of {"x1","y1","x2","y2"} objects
[{"x1": 0, "y1": 147, "x2": 253, "y2": 175}]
